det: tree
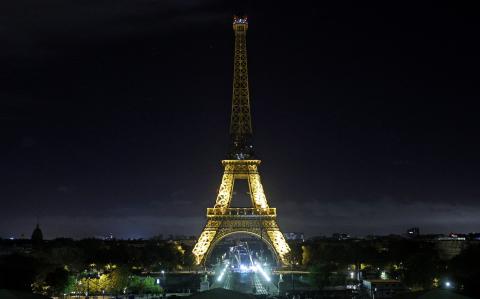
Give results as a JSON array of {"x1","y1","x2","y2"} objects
[
  {"x1": 63, "y1": 275, "x2": 77, "y2": 295},
  {"x1": 288, "y1": 242, "x2": 303, "y2": 266},
  {"x1": 0, "y1": 253, "x2": 41, "y2": 291},
  {"x1": 449, "y1": 244, "x2": 480, "y2": 298},
  {"x1": 129, "y1": 276, "x2": 162, "y2": 296},
  {"x1": 43, "y1": 267, "x2": 70, "y2": 296},
  {"x1": 308, "y1": 263, "x2": 339, "y2": 288},
  {"x1": 143, "y1": 276, "x2": 162, "y2": 295},
  {"x1": 182, "y1": 252, "x2": 195, "y2": 270},
  {"x1": 129, "y1": 276, "x2": 146, "y2": 295},
  {"x1": 109, "y1": 266, "x2": 130, "y2": 295},
  {"x1": 398, "y1": 242, "x2": 443, "y2": 290}
]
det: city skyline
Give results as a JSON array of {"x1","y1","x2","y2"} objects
[{"x1": 2, "y1": 1, "x2": 480, "y2": 239}]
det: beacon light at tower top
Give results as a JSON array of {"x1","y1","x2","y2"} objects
[{"x1": 233, "y1": 16, "x2": 248, "y2": 24}]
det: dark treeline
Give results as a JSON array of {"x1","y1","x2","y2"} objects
[
  {"x1": 1, "y1": 237, "x2": 479, "y2": 298},
  {"x1": 0, "y1": 238, "x2": 195, "y2": 297},
  {"x1": 290, "y1": 237, "x2": 480, "y2": 298}
]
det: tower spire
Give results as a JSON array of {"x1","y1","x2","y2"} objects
[{"x1": 229, "y1": 15, "x2": 254, "y2": 160}]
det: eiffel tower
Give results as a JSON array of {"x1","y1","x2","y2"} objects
[{"x1": 192, "y1": 16, "x2": 291, "y2": 266}]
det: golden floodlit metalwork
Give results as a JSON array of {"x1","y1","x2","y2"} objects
[{"x1": 192, "y1": 16, "x2": 291, "y2": 266}]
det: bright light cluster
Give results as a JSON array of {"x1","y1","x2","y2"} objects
[
  {"x1": 254, "y1": 262, "x2": 271, "y2": 282},
  {"x1": 380, "y1": 271, "x2": 387, "y2": 280},
  {"x1": 217, "y1": 261, "x2": 230, "y2": 282},
  {"x1": 239, "y1": 264, "x2": 248, "y2": 272}
]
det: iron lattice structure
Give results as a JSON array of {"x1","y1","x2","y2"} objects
[
  {"x1": 229, "y1": 16, "x2": 254, "y2": 160},
  {"x1": 192, "y1": 16, "x2": 291, "y2": 266}
]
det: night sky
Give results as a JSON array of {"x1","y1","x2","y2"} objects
[{"x1": 1, "y1": 1, "x2": 479, "y2": 239}]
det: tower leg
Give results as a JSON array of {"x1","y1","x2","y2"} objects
[
  {"x1": 266, "y1": 229, "x2": 291, "y2": 265},
  {"x1": 192, "y1": 220, "x2": 220, "y2": 265},
  {"x1": 262, "y1": 220, "x2": 291, "y2": 265},
  {"x1": 247, "y1": 164, "x2": 269, "y2": 209},
  {"x1": 214, "y1": 166, "x2": 235, "y2": 209}
]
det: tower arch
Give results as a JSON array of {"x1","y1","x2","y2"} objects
[{"x1": 204, "y1": 230, "x2": 280, "y2": 267}]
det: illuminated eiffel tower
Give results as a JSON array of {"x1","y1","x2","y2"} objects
[{"x1": 192, "y1": 16, "x2": 291, "y2": 266}]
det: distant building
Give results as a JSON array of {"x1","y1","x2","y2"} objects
[
  {"x1": 283, "y1": 232, "x2": 304, "y2": 242},
  {"x1": 362, "y1": 279, "x2": 406, "y2": 298},
  {"x1": 332, "y1": 233, "x2": 350, "y2": 240},
  {"x1": 173, "y1": 238, "x2": 197, "y2": 247},
  {"x1": 31, "y1": 223, "x2": 43, "y2": 247},
  {"x1": 467, "y1": 232, "x2": 480, "y2": 240},
  {"x1": 434, "y1": 235, "x2": 467, "y2": 260},
  {"x1": 447, "y1": 233, "x2": 467, "y2": 240},
  {"x1": 406, "y1": 227, "x2": 420, "y2": 237}
]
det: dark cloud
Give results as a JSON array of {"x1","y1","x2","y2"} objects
[{"x1": 0, "y1": 0, "x2": 224, "y2": 63}]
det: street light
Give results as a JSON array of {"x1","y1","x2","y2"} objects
[
  {"x1": 160, "y1": 270, "x2": 166, "y2": 286},
  {"x1": 161, "y1": 269, "x2": 167, "y2": 295},
  {"x1": 380, "y1": 271, "x2": 387, "y2": 280}
]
